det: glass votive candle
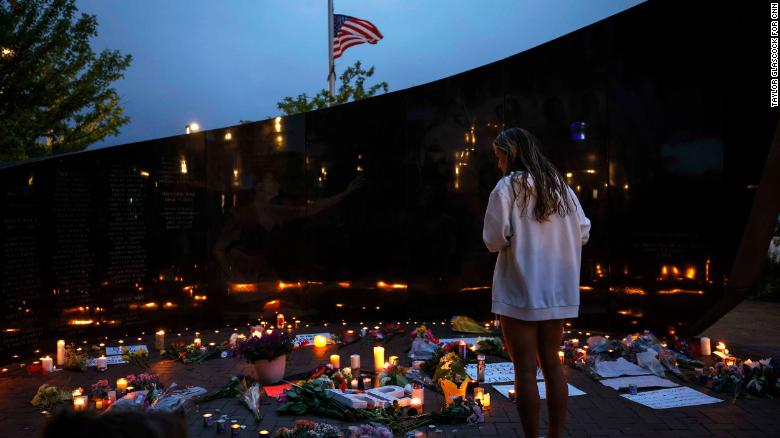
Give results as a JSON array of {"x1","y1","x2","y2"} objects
[
  {"x1": 363, "y1": 377, "x2": 372, "y2": 389},
  {"x1": 230, "y1": 423, "x2": 242, "y2": 437},
  {"x1": 508, "y1": 389, "x2": 516, "y2": 401},
  {"x1": 73, "y1": 395, "x2": 88, "y2": 412},
  {"x1": 94, "y1": 399, "x2": 103, "y2": 410},
  {"x1": 216, "y1": 419, "x2": 227, "y2": 433},
  {"x1": 116, "y1": 378, "x2": 128, "y2": 392},
  {"x1": 474, "y1": 386, "x2": 484, "y2": 402},
  {"x1": 202, "y1": 413, "x2": 214, "y2": 427},
  {"x1": 259, "y1": 430, "x2": 270, "y2": 435},
  {"x1": 351, "y1": 378, "x2": 358, "y2": 389}
]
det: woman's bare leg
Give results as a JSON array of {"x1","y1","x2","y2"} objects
[
  {"x1": 500, "y1": 315, "x2": 539, "y2": 438},
  {"x1": 537, "y1": 319, "x2": 567, "y2": 438}
]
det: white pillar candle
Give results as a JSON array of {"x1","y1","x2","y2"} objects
[
  {"x1": 350, "y1": 354, "x2": 360, "y2": 370},
  {"x1": 700, "y1": 337, "x2": 711, "y2": 356},
  {"x1": 155, "y1": 330, "x2": 165, "y2": 351},
  {"x1": 412, "y1": 386, "x2": 424, "y2": 404},
  {"x1": 40, "y1": 356, "x2": 53, "y2": 373},
  {"x1": 351, "y1": 378, "x2": 358, "y2": 389},
  {"x1": 193, "y1": 338, "x2": 202, "y2": 348},
  {"x1": 373, "y1": 346, "x2": 385, "y2": 372},
  {"x1": 56, "y1": 340, "x2": 65, "y2": 366},
  {"x1": 330, "y1": 354, "x2": 340, "y2": 368},
  {"x1": 96, "y1": 356, "x2": 107, "y2": 371}
]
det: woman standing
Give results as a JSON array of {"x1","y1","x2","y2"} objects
[{"x1": 483, "y1": 128, "x2": 590, "y2": 438}]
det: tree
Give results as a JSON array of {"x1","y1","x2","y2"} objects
[
  {"x1": 0, "y1": 0, "x2": 132, "y2": 162},
  {"x1": 276, "y1": 60, "x2": 388, "y2": 116}
]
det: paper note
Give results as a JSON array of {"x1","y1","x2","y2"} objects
[
  {"x1": 493, "y1": 383, "x2": 586, "y2": 399},
  {"x1": 264, "y1": 383, "x2": 292, "y2": 398},
  {"x1": 599, "y1": 375, "x2": 679, "y2": 390},
  {"x1": 105, "y1": 345, "x2": 148, "y2": 356},
  {"x1": 85, "y1": 355, "x2": 128, "y2": 367},
  {"x1": 293, "y1": 333, "x2": 334, "y2": 347},
  {"x1": 465, "y1": 362, "x2": 544, "y2": 383},
  {"x1": 620, "y1": 386, "x2": 723, "y2": 409},
  {"x1": 593, "y1": 357, "x2": 652, "y2": 379}
]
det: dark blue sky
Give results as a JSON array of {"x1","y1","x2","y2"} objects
[{"x1": 76, "y1": 0, "x2": 645, "y2": 148}]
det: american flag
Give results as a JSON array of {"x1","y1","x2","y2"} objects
[{"x1": 333, "y1": 14, "x2": 383, "y2": 59}]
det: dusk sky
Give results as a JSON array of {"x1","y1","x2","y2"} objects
[{"x1": 76, "y1": 0, "x2": 645, "y2": 148}]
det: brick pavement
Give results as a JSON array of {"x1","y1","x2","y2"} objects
[{"x1": 0, "y1": 325, "x2": 778, "y2": 437}]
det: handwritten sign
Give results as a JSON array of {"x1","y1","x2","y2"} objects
[
  {"x1": 105, "y1": 345, "x2": 148, "y2": 356},
  {"x1": 85, "y1": 355, "x2": 127, "y2": 367},
  {"x1": 293, "y1": 333, "x2": 333, "y2": 347},
  {"x1": 621, "y1": 386, "x2": 723, "y2": 409},
  {"x1": 593, "y1": 357, "x2": 652, "y2": 379},
  {"x1": 438, "y1": 337, "x2": 498, "y2": 346},
  {"x1": 599, "y1": 375, "x2": 679, "y2": 391},
  {"x1": 465, "y1": 362, "x2": 544, "y2": 383},
  {"x1": 493, "y1": 383, "x2": 585, "y2": 400}
]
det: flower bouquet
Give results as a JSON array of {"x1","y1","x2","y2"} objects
[
  {"x1": 377, "y1": 364, "x2": 409, "y2": 387},
  {"x1": 122, "y1": 347, "x2": 150, "y2": 369},
  {"x1": 197, "y1": 374, "x2": 257, "y2": 403},
  {"x1": 275, "y1": 419, "x2": 342, "y2": 438},
  {"x1": 63, "y1": 343, "x2": 88, "y2": 372},
  {"x1": 30, "y1": 384, "x2": 70, "y2": 408},
  {"x1": 241, "y1": 383, "x2": 263, "y2": 422},
  {"x1": 430, "y1": 352, "x2": 469, "y2": 384},
  {"x1": 348, "y1": 424, "x2": 393, "y2": 438},
  {"x1": 163, "y1": 340, "x2": 224, "y2": 364},
  {"x1": 409, "y1": 325, "x2": 439, "y2": 360},
  {"x1": 90, "y1": 379, "x2": 111, "y2": 399},
  {"x1": 743, "y1": 358, "x2": 779, "y2": 397}
]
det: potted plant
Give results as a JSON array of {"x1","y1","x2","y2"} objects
[{"x1": 238, "y1": 330, "x2": 295, "y2": 384}]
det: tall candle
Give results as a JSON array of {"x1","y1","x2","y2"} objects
[
  {"x1": 56, "y1": 340, "x2": 65, "y2": 366},
  {"x1": 458, "y1": 340, "x2": 467, "y2": 359},
  {"x1": 40, "y1": 356, "x2": 53, "y2": 373},
  {"x1": 155, "y1": 330, "x2": 165, "y2": 351},
  {"x1": 251, "y1": 330, "x2": 262, "y2": 339},
  {"x1": 351, "y1": 378, "x2": 358, "y2": 389},
  {"x1": 412, "y1": 385, "x2": 424, "y2": 404},
  {"x1": 373, "y1": 346, "x2": 385, "y2": 372},
  {"x1": 700, "y1": 337, "x2": 711, "y2": 356},
  {"x1": 330, "y1": 354, "x2": 340, "y2": 368},
  {"x1": 313, "y1": 335, "x2": 327, "y2": 348},
  {"x1": 96, "y1": 356, "x2": 107, "y2": 371},
  {"x1": 73, "y1": 395, "x2": 87, "y2": 412},
  {"x1": 193, "y1": 338, "x2": 202, "y2": 348},
  {"x1": 483, "y1": 392, "x2": 491, "y2": 408},
  {"x1": 350, "y1": 354, "x2": 360, "y2": 370},
  {"x1": 276, "y1": 313, "x2": 285, "y2": 329},
  {"x1": 558, "y1": 351, "x2": 565, "y2": 364}
]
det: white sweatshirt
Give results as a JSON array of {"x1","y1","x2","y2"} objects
[{"x1": 483, "y1": 172, "x2": 591, "y2": 321}]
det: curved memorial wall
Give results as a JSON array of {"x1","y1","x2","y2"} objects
[{"x1": 0, "y1": 1, "x2": 777, "y2": 363}]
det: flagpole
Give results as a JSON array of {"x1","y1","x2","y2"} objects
[{"x1": 327, "y1": 0, "x2": 335, "y2": 105}]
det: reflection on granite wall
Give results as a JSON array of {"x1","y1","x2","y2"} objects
[{"x1": 0, "y1": 1, "x2": 776, "y2": 362}]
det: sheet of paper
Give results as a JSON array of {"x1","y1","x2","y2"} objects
[
  {"x1": 264, "y1": 383, "x2": 292, "y2": 398},
  {"x1": 493, "y1": 383, "x2": 586, "y2": 399},
  {"x1": 438, "y1": 337, "x2": 498, "y2": 346},
  {"x1": 593, "y1": 357, "x2": 652, "y2": 379},
  {"x1": 465, "y1": 362, "x2": 543, "y2": 383},
  {"x1": 599, "y1": 375, "x2": 679, "y2": 390},
  {"x1": 293, "y1": 333, "x2": 334, "y2": 347},
  {"x1": 620, "y1": 386, "x2": 723, "y2": 409},
  {"x1": 105, "y1": 345, "x2": 148, "y2": 356},
  {"x1": 85, "y1": 355, "x2": 128, "y2": 367}
]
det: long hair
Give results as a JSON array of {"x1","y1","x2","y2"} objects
[{"x1": 493, "y1": 127, "x2": 574, "y2": 222}]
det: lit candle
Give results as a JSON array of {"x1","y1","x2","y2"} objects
[
  {"x1": 725, "y1": 356, "x2": 737, "y2": 367},
  {"x1": 107, "y1": 391, "x2": 116, "y2": 404},
  {"x1": 571, "y1": 338, "x2": 580, "y2": 347},
  {"x1": 56, "y1": 340, "x2": 65, "y2": 366},
  {"x1": 277, "y1": 313, "x2": 285, "y2": 329},
  {"x1": 96, "y1": 356, "x2": 107, "y2": 371},
  {"x1": 73, "y1": 395, "x2": 87, "y2": 412},
  {"x1": 458, "y1": 340, "x2": 467, "y2": 359},
  {"x1": 351, "y1": 378, "x2": 358, "y2": 389},
  {"x1": 412, "y1": 385, "x2": 424, "y2": 404},
  {"x1": 314, "y1": 335, "x2": 327, "y2": 348},
  {"x1": 155, "y1": 330, "x2": 165, "y2": 351},
  {"x1": 350, "y1": 354, "x2": 361, "y2": 370},
  {"x1": 477, "y1": 354, "x2": 486, "y2": 382},
  {"x1": 363, "y1": 377, "x2": 372, "y2": 389},
  {"x1": 558, "y1": 351, "x2": 565, "y2": 364},
  {"x1": 389, "y1": 355, "x2": 398, "y2": 366},
  {"x1": 700, "y1": 337, "x2": 711, "y2": 356},
  {"x1": 410, "y1": 397, "x2": 422, "y2": 410},
  {"x1": 373, "y1": 346, "x2": 385, "y2": 372},
  {"x1": 202, "y1": 413, "x2": 214, "y2": 427},
  {"x1": 483, "y1": 392, "x2": 491, "y2": 409},
  {"x1": 508, "y1": 389, "x2": 516, "y2": 401},
  {"x1": 95, "y1": 399, "x2": 103, "y2": 410},
  {"x1": 259, "y1": 430, "x2": 270, "y2": 436},
  {"x1": 71, "y1": 388, "x2": 83, "y2": 398},
  {"x1": 474, "y1": 386, "x2": 484, "y2": 402},
  {"x1": 330, "y1": 354, "x2": 340, "y2": 368},
  {"x1": 716, "y1": 342, "x2": 726, "y2": 353},
  {"x1": 40, "y1": 356, "x2": 53, "y2": 373},
  {"x1": 116, "y1": 378, "x2": 128, "y2": 392},
  {"x1": 230, "y1": 423, "x2": 241, "y2": 437},
  {"x1": 251, "y1": 330, "x2": 262, "y2": 339},
  {"x1": 193, "y1": 338, "x2": 202, "y2": 348}
]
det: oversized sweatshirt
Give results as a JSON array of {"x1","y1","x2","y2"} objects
[{"x1": 482, "y1": 172, "x2": 591, "y2": 321}]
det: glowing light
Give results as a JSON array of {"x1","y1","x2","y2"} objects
[
  {"x1": 69, "y1": 319, "x2": 94, "y2": 326},
  {"x1": 313, "y1": 335, "x2": 327, "y2": 348},
  {"x1": 657, "y1": 289, "x2": 704, "y2": 295},
  {"x1": 579, "y1": 286, "x2": 594, "y2": 291},
  {"x1": 685, "y1": 266, "x2": 696, "y2": 280},
  {"x1": 336, "y1": 303, "x2": 344, "y2": 308},
  {"x1": 376, "y1": 281, "x2": 407, "y2": 290},
  {"x1": 185, "y1": 123, "x2": 199, "y2": 134},
  {"x1": 1, "y1": 47, "x2": 14, "y2": 58},
  {"x1": 143, "y1": 302, "x2": 157, "y2": 309},
  {"x1": 224, "y1": 132, "x2": 232, "y2": 141},
  {"x1": 228, "y1": 283, "x2": 257, "y2": 293},
  {"x1": 278, "y1": 281, "x2": 303, "y2": 291},
  {"x1": 180, "y1": 158, "x2": 188, "y2": 174},
  {"x1": 163, "y1": 302, "x2": 175, "y2": 308},
  {"x1": 338, "y1": 282, "x2": 351, "y2": 288},
  {"x1": 565, "y1": 172, "x2": 573, "y2": 178},
  {"x1": 459, "y1": 286, "x2": 491, "y2": 292},
  {"x1": 193, "y1": 295, "x2": 207, "y2": 301},
  {"x1": 274, "y1": 116, "x2": 282, "y2": 133}
]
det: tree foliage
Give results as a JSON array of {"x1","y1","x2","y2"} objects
[
  {"x1": 0, "y1": 0, "x2": 132, "y2": 162},
  {"x1": 276, "y1": 60, "x2": 388, "y2": 116}
]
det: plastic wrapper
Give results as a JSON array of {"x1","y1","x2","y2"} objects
[
  {"x1": 636, "y1": 350, "x2": 666, "y2": 377},
  {"x1": 150, "y1": 383, "x2": 207, "y2": 414},
  {"x1": 107, "y1": 390, "x2": 149, "y2": 412},
  {"x1": 450, "y1": 316, "x2": 490, "y2": 334},
  {"x1": 409, "y1": 338, "x2": 438, "y2": 360}
]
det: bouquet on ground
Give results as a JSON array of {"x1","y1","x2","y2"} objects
[
  {"x1": 163, "y1": 340, "x2": 225, "y2": 364},
  {"x1": 197, "y1": 374, "x2": 257, "y2": 403},
  {"x1": 743, "y1": 358, "x2": 779, "y2": 397},
  {"x1": 238, "y1": 330, "x2": 295, "y2": 363},
  {"x1": 126, "y1": 372, "x2": 164, "y2": 401},
  {"x1": 348, "y1": 424, "x2": 393, "y2": 438},
  {"x1": 90, "y1": 379, "x2": 111, "y2": 399},
  {"x1": 122, "y1": 347, "x2": 150, "y2": 369},
  {"x1": 430, "y1": 352, "x2": 469, "y2": 384},
  {"x1": 275, "y1": 419, "x2": 342, "y2": 438},
  {"x1": 409, "y1": 325, "x2": 439, "y2": 360},
  {"x1": 378, "y1": 363, "x2": 409, "y2": 387},
  {"x1": 31, "y1": 384, "x2": 71, "y2": 408}
]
